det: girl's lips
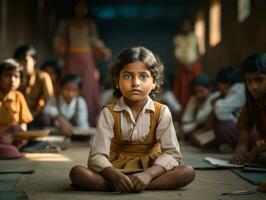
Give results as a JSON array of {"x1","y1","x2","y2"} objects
[{"x1": 130, "y1": 89, "x2": 141, "y2": 93}]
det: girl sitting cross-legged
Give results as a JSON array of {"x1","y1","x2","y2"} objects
[{"x1": 69, "y1": 46, "x2": 195, "y2": 193}]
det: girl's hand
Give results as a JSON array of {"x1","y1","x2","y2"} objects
[
  {"x1": 114, "y1": 174, "x2": 133, "y2": 193},
  {"x1": 108, "y1": 170, "x2": 134, "y2": 193},
  {"x1": 130, "y1": 172, "x2": 152, "y2": 193},
  {"x1": 101, "y1": 167, "x2": 134, "y2": 193}
]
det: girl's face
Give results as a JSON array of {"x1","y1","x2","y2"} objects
[
  {"x1": 61, "y1": 82, "x2": 79, "y2": 103},
  {"x1": 0, "y1": 69, "x2": 21, "y2": 94},
  {"x1": 193, "y1": 85, "x2": 210, "y2": 103},
  {"x1": 118, "y1": 61, "x2": 156, "y2": 104},
  {"x1": 217, "y1": 82, "x2": 230, "y2": 97},
  {"x1": 245, "y1": 71, "x2": 266, "y2": 99}
]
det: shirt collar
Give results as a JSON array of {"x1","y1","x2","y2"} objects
[{"x1": 114, "y1": 96, "x2": 155, "y2": 113}]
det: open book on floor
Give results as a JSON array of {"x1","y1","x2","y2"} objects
[
  {"x1": 194, "y1": 129, "x2": 215, "y2": 147},
  {"x1": 204, "y1": 157, "x2": 243, "y2": 168}
]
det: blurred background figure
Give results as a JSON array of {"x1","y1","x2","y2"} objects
[
  {"x1": 173, "y1": 19, "x2": 202, "y2": 110},
  {"x1": 43, "y1": 74, "x2": 89, "y2": 136},
  {"x1": 53, "y1": 0, "x2": 111, "y2": 126},
  {"x1": 181, "y1": 74, "x2": 219, "y2": 140},
  {"x1": 40, "y1": 59, "x2": 61, "y2": 96},
  {"x1": 14, "y1": 45, "x2": 54, "y2": 129}
]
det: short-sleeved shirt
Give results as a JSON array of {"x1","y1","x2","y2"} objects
[
  {"x1": 0, "y1": 91, "x2": 33, "y2": 132},
  {"x1": 19, "y1": 70, "x2": 54, "y2": 115}
]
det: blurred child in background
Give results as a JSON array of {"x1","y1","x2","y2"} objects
[
  {"x1": 43, "y1": 74, "x2": 89, "y2": 136},
  {"x1": 40, "y1": 59, "x2": 61, "y2": 95},
  {"x1": 14, "y1": 45, "x2": 54, "y2": 128},
  {"x1": 181, "y1": 74, "x2": 219, "y2": 140},
  {"x1": 0, "y1": 59, "x2": 33, "y2": 159},
  {"x1": 231, "y1": 53, "x2": 266, "y2": 164}
]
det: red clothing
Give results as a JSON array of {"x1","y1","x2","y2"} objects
[{"x1": 173, "y1": 61, "x2": 202, "y2": 110}]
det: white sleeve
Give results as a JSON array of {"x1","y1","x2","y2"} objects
[
  {"x1": 76, "y1": 97, "x2": 89, "y2": 128},
  {"x1": 214, "y1": 84, "x2": 246, "y2": 122},
  {"x1": 182, "y1": 96, "x2": 197, "y2": 123},
  {"x1": 154, "y1": 105, "x2": 182, "y2": 171},
  {"x1": 87, "y1": 107, "x2": 114, "y2": 172},
  {"x1": 43, "y1": 98, "x2": 59, "y2": 118},
  {"x1": 195, "y1": 92, "x2": 220, "y2": 124}
]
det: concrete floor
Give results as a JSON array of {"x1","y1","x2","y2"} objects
[{"x1": 17, "y1": 141, "x2": 266, "y2": 200}]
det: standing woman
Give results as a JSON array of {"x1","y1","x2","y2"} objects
[
  {"x1": 172, "y1": 19, "x2": 202, "y2": 110},
  {"x1": 54, "y1": 0, "x2": 111, "y2": 126}
]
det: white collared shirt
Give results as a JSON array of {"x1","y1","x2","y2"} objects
[
  {"x1": 43, "y1": 95, "x2": 89, "y2": 127},
  {"x1": 214, "y1": 83, "x2": 246, "y2": 122}
]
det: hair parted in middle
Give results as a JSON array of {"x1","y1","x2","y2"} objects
[{"x1": 110, "y1": 46, "x2": 164, "y2": 99}]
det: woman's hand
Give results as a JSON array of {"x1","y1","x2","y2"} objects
[{"x1": 130, "y1": 172, "x2": 152, "y2": 193}]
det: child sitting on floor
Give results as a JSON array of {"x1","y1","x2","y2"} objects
[
  {"x1": 43, "y1": 74, "x2": 89, "y2": 136},
  {"x1": 190, "y1": 66, "x2": 246, "y2": 152},
  {"x1": 0, "y1": 59, "x2": 33, "y2": 159},
  {"x1": 181, "y1": 74, "x2": 219, "y2": 139},
  {"x1": 231, "y1": 53, "x2": 266, "y2": 165},
  {"x1": 69, "y1": 46, "x2": 195, "y2": 193}
]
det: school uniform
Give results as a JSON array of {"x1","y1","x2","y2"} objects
[
  {"x1": 43, "y1": 95, "x2": 89, "y2": 128},
  {"x1": 0, "y1": 91, "x2": 33, "y2": 159},
  {"x1": 88, "y1": 97, "x2": 181, "y2": 173},
  {"x1": 19, "y1": 70, "x2": 54, "y2": 115},
  {"x1": 0, "y1": 91, "x2": 33, "y2": 131}
]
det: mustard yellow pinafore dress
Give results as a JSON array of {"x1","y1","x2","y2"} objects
[{"x1": 106, "y1": 101, "x2": 162, "y2": 173}]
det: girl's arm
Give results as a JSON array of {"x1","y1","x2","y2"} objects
[
  {"x1": 230, "y1": 108, "x2": 250, "y2": 164},
  {"x1": 154, "y1": 105, "x2": 182, "y2": 170},
  {"x1": 129, "y1": 105, "x2": 181, "y2": 192},
  {"x1": 87, "y1": 107, "x2": 114, "y2": 172}
]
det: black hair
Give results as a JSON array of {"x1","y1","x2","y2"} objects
[
  {"x1": 110, "y1": 46, "x2": 164, "y2": 100},
  {"x1": 242, "y1": 53, "x2": 266, "y2": 131},
  {"x1": 13, "y1": 45, "x2": 37, "y2": 61},
  {"x1": 216, "y1": 65, "x2": 242, "y2": 85},
  {"x1": 40, "y1": 60, "x2": 61, "y2": 79},
  {"x1": 190, "y1": 74, "x2": 216, "y2": 93},
  {"x1": 0, "y1": 58, "x2": 24, "y2": 79},
  {"x1": 59, "y1": 74, "x2": 82, "y2": 89},
  {"x1": 242, "y1": 53, "x2": 266, "y2": 75}
]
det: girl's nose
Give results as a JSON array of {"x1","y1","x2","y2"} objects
[{"x1": 131, "y1": 77, "x2": 140, "y2": 87}]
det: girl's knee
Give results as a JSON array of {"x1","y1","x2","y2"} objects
[
  {"x1": 173, "y1": 165, "x2": 195, "y2": 187},
  {"x1": 182, "y1": 165, "x2": 195, "y2": 182},
  {"x1": 69, "y1": 165, "x2": 85, "y2": 181}
]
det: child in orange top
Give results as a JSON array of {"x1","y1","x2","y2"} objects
[
  {"x1": 0, "y1": 59, "x2": 33, "y2": 158},
  {"x1": 69, "y1": 46, "x2": 195, "y2": 193}
]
